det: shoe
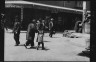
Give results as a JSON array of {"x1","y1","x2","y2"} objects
[
  {"x1": 18, "y1": 42, "x2": 20, "y2": 44},
  {"x1": 42, "y1": 47, "x2": 45, "y2": 50},
  {"x1": 37, "y1": 47, "x2": 39, "y2": 50},
  {"x1": 24, "y1": 44, "x2": 27, "y2": 48},
  {"x1": 30, "y1": 46, "x2": 35, "y2": 48}
]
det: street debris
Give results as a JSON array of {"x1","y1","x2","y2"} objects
[{"x1": 63, "y1": 30, "x2": 80, "y2": 38}]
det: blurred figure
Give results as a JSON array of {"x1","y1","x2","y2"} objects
[
  {"x1": 74, "y1": 18, "x2": 82, "y2": 33},
  {"x1": 42, "y1": 20, "x2": 45, "y2": 27},
  {"x1": 36, "y1": 19, "x2": 45, "y2": 31},
  {"x1": 84, "y1": 11, "x2": 91, "y2": 24},
  {"x1": 4, "y1": 19, "x2": 8, "y2": 31},
  {"x1": 36, "y1": 21, "x2": 45, "y2": 50},
  {"x1": 36, "y1": 19, "x2": 41, "y2": 31},
  {"x1": 1, "y1": 13, "x2": 5, "y2": 29},
  {"x1": 82, "y1": 11, "x2": 90, "y2": 52},
  {"x1": 24, "y1": 19, "x2": 37, "y2": 48},
  {"x1": 49, "y1": 18, "x2": 54, "y2": 37},
  {"x1": 1, "y1": 13, "x2": 9, "y2": 31},
  {"x1": 13, "y1": 16, "x2": 21, "y2": 46},
  {"x1": 44, "y1": 16, "x2": 50, "y2": 29},
  {"x1": 41, "y1": 19, "x2": 45, "y2": 31},
  {"x1": 81, "y1": 11, "x2": 90, "y2": 56}
]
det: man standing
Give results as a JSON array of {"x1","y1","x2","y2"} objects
[
  {"x1": 13, "y1": 16, "x2": 21, "y2": 46},
  {"x1": 24, "y1": 19, "x2": 37, "y2": 48},
  {"x1": 49, "y1": 18, "x2": 54, "y2": 37},
  {"x1": 82, "y1": 12, "x2": 90, "y2": 55}
]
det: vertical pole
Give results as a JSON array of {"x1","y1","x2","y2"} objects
[{"x1": 82, "y1": 1, "x2": 87, "y2": 33}]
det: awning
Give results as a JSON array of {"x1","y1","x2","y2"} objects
[{"x1": 5, "y1": 1, "x2": 87, "y2": 14}]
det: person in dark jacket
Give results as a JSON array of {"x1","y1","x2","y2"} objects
[
  {"x1": 24, "y1": 19, "x2": 37, "y2": 48},
  {"x1": 74, "y1": 18, "x2": 82, "y2": 33},
  {"x1": 49, "y1": 18, "x2": 54, "y2": 37},
  {"x1": 13, "y1": 16, "x2": 21, "y2": 46}
]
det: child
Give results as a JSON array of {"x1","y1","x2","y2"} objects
[{"x1": 36, "y1": 23, "x2": 45, "y2": 50}]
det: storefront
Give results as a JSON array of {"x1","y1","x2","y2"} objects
[{"x1": 5, "y1": 1, "x2": 83, "y2": 31}]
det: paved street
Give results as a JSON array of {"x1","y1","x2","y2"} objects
[{"x1": 4, "y1": 29, "x2": 90, "y2": 61}]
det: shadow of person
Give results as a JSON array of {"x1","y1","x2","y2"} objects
[
  {"x1": 43, "y1": 41, "x2": 51, "y2": 42},
  {"x1": 78, "y1": 51, "x2": 90, "y2": 58},
  {"x1": 42, "y1": 48, "x2": 50, "y2": 51},
  {"x1": 27, "y1": 47, "x2": 37, "y2": 49},
  {"x1": 27, "y1": 46, "x2": 50, "y2": 51},
  {"x1": 18, "y1": 44, "x2": 25, "y2": 46}
]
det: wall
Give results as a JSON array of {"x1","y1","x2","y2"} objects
[{"x1": 64, "y1": 1, "x2": 76, "y2": 8}]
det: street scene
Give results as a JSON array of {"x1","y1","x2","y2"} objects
[
  {"x1": 4, "y1": 29, "x2": 89, "y2": 61},
  {"x1": 2, "y1": 0, "x2": 90, "y2": 61}
]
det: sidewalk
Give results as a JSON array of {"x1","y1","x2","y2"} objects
[
  {"x1": 4, "y1": 31, "x2": 89, "y2": 61},
  {"x1": 5, "y1": 29, "x2": 90, "y2": 47},
  {"x1": 65, "y1": 32, "x2": 90, "y2": 47}
]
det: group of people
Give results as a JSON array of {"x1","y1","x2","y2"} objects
[
  {"x1": 13, "y1": 16, "x2": 55, "y2": 50},
  {"x1": 1, "y1": 12, "x2": 90, "y2": 56}
]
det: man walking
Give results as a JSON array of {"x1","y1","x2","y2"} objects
[
  {"x1": 24, "y1": 19, "x2": 37, "y2": 48},
  {"x1": 13, "y1": 16, "x2": 21, "y2": 46},
  {"x1": 49, "y1": 18, "x2": 54, "y2": 37}
]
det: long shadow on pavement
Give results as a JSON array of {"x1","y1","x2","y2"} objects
[
  {"x1": 19, "y1": 44, "x2": 50, "y2": 51},
  {"x1": 43, "y1": 40, "x2": 51, "y2": 42},
  {"x1": 78, "y1": 51, "x2": 90, "y2": 58},
  {"x1": 18, "y1": 44, "x2": 25, "y2": 46},
  {"x1": 27, "y1": 47, "x2": 37, "y2": 49},
  {"x1": 27, "y1": 47, "x2": 50, "y2": 51}
]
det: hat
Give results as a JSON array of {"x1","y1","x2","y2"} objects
[{"x1": 51, "y1": 18, "x2": 54, "y2": 20}]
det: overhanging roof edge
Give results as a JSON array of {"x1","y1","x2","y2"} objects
[{"x1": 5, "y1": 1, "x2": 84, "y2": 13}]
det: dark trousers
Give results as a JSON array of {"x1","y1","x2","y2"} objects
[
  {"x1": 49, "y1": 28, "x2": 54, "y2": 37},
  {"x1": 26, "y1": 37, "x2": 34, "y2": 47},
  {"x1": 14, "y1": 33, "x2": 20, "y2": 45},
  {"x1": 37, "y1": 42, "x2": 44, "y2": 48}
]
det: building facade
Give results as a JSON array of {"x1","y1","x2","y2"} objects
[{"x1": 5, "y1": 0, "x2": 90, "y2": 32}]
